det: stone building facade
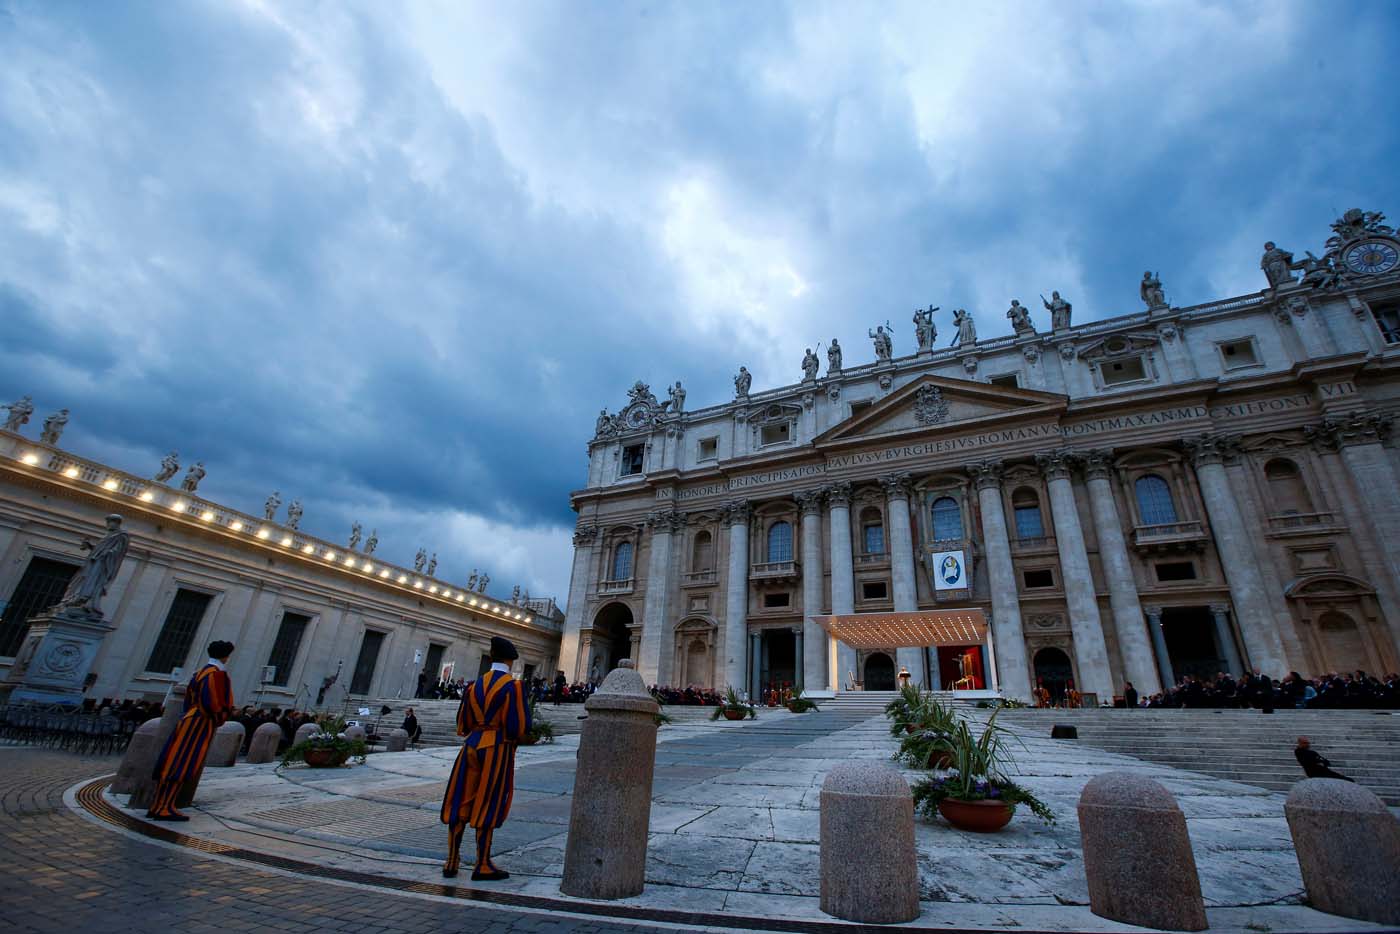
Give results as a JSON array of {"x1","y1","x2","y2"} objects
[
  {"x1": 561, "y1": 209, "x2": 1400, "y2": 700},
  {"x1": 0, "y1": 439, "x2": 561, "y2": 706}
]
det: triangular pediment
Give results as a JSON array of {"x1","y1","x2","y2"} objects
[{"x1": 814, "y1": 374, "x2": 1067, "y2": 447}]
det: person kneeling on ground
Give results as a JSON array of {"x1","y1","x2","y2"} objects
[{"x1": 1294, "y1": 736, "x2": 1354, "y2": 782}]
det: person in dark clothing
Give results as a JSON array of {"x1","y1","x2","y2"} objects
[
  {"x1": 1123, "y1": 682, "x2": 1138, "y2": 708},
  {"x1": 402, "y1": 707, "x2": 423, "y2": 746},
  {"x1": 1294, "y1": 737, "x2": 1354, "y2": 781},
  {"x1": 553, "y1": 671, "x2": 567, "y2": 706}
]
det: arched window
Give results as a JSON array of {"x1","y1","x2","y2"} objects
[
  {"x1": 691, "y1": 530, "x2": 714, "y2": 571},
  {"x1": 767, "y1": 521, "x2": 793, "y2": 562},
  {"x1": 610, "y1": 541, "x2": 633, "y2": 581},
  {"x1": 1264, "y1": 458, "x2": 1313, "y2": 515},
  {"x1": 931, "y1": 496, "x2": 963, "y2": 540},
  {"x1": 860, "y1": 507, "x2": 885, "y2": 555},
  {"x1": 1134, "y1": 474, "x2": 1178, "y2": 525},
  {"x1": 1011, "y1": 488, "x2": 1044, "y2": 539}
]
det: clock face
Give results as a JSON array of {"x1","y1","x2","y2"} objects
[{"x1": 1344, "y1": 238, "x2": 1400, "y2": 275}]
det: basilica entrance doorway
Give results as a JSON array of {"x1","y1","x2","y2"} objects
[
  {"x1": 759, "y1": 629, "x2": 796, "y2": 696},
  {"x1": 864, "y1": 652, "x2": 895, "y2": 691},
  {"x1": 1033, "y1": 647, "x2": 1073, "y2": 704},
  {"x1": 419, "y1": 643, "x2": 445, "y2": 697},
  {"x1": 590, "y1": 602, "x2": 634, "y2": 681},
  {"x1": 1162, "y1": 606, "x2": 1225, "y2": 681}
]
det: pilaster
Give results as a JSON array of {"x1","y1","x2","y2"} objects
[{"x1": 967, "y1": 461, "x2": 1031, "y2": 700}]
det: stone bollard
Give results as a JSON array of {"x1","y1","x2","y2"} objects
[
  {"x1": 294, "y1": 722, "x2": 320, "y2": 746},
  {"x1": 560, "y1": 659, "x2": 659, "y2": 900},
  {"x1": 819, "y1": 762, "x2": 919, "y2": 924},
  {"x1": 245, "y1": 722, "x2": 284, "y2": 764},
  {"x1": 207, "y1": 721, "x2": 245, "y2": 767},
  {"x1": 111, "y1": 719, "x2": 161, "y2": 795},
  {"x1": 385, "y1": 728, "x2": 409, "y2": 752},
  {"x1": 344, "y1": 724, "x2": 366, "y2": 745},
  {"x1": 126, "y1": 683, "x2": 188, "y2": 810},
  {"x1": 1285, "y1": 778, "x2": 1400, "y2": 925},
  {"x1": 1078, "y1": 771, "x2": 1207, "y2": 931}
]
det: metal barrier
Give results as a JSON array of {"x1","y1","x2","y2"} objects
[{"x1": 0, "y1": 704, "x2": 138, "y2": 755}]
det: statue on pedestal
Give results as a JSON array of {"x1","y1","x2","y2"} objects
[
  {"x1": 154, "y1": 451, "x2": 180, "y2": 483},
  {"x1": 477, "y1": 573, "x2": 490, "y2": 593},
  {"x1": 950, "y1": 309, "x2": 977, "y2": 347},
  {"x1": 348, "y1": 522, "x2": 362, "y2": 550},
  {"x1": 511, "y1": 585, "x2": 521, "y2": 605},
  {"x1": 263, "y1": 491, "x2": 281, "y2": 521},
  {"x1": 1006, "y1": 300, "x2": 1035, "y2": 336},
  {"x1": 1042, "y1": 291, "x2": 1072, "y2": 330},
  {"x1": 827, "y1": 339, "x2": 842, "y2": 374},
  {"x1": 427, "y1": 553, "x2": 437, "y2": 576},
  {"x1": 1140, "y1": 271, "x2": 1167, "y2": 309},
  {"x1": 364, "y1": 529, "x2": 378, "y2": 554},
  {"x1": 285, "y1": 500, "x2": 303, "y2": 529},
  {"x1": 1261, "y1": 241, "x2": 1296, "y2": 288},
  {"x1": 913, "y1": 307, "x2": 937, "y2": 352},
  {"x1": 668, "y1": 381, "x2": 686, "y2": 414},
  {"x1": 868, "y1": 325, "x2": 893, "y2": 362},
  {"x1": 414, "y1": 548, "x2": 427, "y2": 573},
  {"x1": 467, "y1": 569, "x2": 479, "y2": 590},
  {"x1": 3, "y1": 395, "x2": 34, "y2": 432},
  {"x1": 734, "y1": 367, "x2": 751, "y2": 399},
  {"x1": 801, "y1": 348, "x2": 820, "y2": 382},
  {"x1": 180, "y1": 462, "x2": 206, "y2": 492},
  {"x1": 55, "y1": 515, "x2": 130, "y2": 618},
  {"x1": 40, "y1": 409, "x2": 69, "y2": 445}
]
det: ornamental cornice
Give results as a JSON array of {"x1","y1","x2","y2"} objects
[
  {"x1": 824, "y1": 482, "x2": 854, "y2": 508},
  {"x1": 967, "y1": 460, "x2": 1004, "y2": 492},
  {"x1": 1034, "y1": 449, "x2": 1076, "y2": 482},
  {"x1": 1183, "y1": 433, "x2": 1241, "y2": 467},
  {"x1": 1304, "y1": 411, "x2": 1393, "y2": 451},
  {"x1": 794, "y1": 487, "x2": 825, "y2": 516},
  {"x1": 1080, "y1": 449, "x2": 1114, "y2": 481},
  {"x1": 646, "y1": 509, "x2": 685, "y2": 533},
  {"x1": 879, "y1": 472, "x2": 913, "y2": 501},
  {"x1": 572, "y1": 524, "x2": 600, "y2": 546},
  {"x1": 720, "y1": 500, "x2": 752, "y2": 528}
]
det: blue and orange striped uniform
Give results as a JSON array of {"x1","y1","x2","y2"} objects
[
  {"x1": 440, "y1": 668, "x2": 531, "y2": 830},
  {"x1": 147, "y1": 662, "x2": 234, "y2": 817}
]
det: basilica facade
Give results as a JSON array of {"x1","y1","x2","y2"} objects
[{"x1": 560, "y1": 208, "x2": 1400, "y2": 701}]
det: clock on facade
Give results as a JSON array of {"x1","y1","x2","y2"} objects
[{"x1": 1343, "y1": 238, "x2": 1400, "y2": 275}]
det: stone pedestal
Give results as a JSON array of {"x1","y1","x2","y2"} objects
[
  {"x1": 819, "y1": 762, "x2": 919, "y2": 924},
  {"x1": 1078, "y1": 771, "x2": 1207, "y2": 931},
  {"x1": 561, "y1": 660, "x2": 659, "y2": 900},
  {"x1": 246, "y1": 722, "x2": 283, "y2": 764},
  {"x1": 126, "y1": 683, "x2": 187, "y2": 811},
  {"x1": 294, "y1": 722, "x2": 319, "y2": 746},
  {"x1": 344, "y1": 724, "x2": 366, "y2": 744},
  {"x1": 111, "y1": 718, "x2": 161, "y2": 795},
  {"x1": 0, "y1": 608, "x2": 115, "y2": 707},
  {"x1": 1285, "y1": 778, "x2": 1400, "y2": 925},
  {"x1": 385, "y1": 728, "x2": 409, "y2": 752},
  {"x1": 207, "y1": 721, "x2": 245, "y2": 767}
]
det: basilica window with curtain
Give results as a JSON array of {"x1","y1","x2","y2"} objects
[
  {"x1": 931, "y1": 496, "x2": 963, "y2": 540},
  {"x1": 1011, "y1": 488, "x2": 1044, "y2": 539},
  {"x1": 691, "y1": 530, "x2": 714, "y2": 571},
  {"x1": 860, "y1": 507, "x2": 885, "y2": 555},
  {"x1": 610, "y1": 541, "x2": 634, "y2": 580},
  {"x1": 1134, "y1": 474, "x2": 1178, "y2": 525},
  {"x1": 766, "y1": 521, "x2": 793, "y2": 562}
]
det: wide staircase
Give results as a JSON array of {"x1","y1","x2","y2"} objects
[{"x1": 996, "y1": 707, "x2": 1400, "y2": 804}]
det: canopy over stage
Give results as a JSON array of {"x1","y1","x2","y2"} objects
[{"x1": 811, "y1": 609, "x2": 988, "y2": 650}]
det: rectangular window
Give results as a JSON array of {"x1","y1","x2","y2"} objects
[
  {"x1": 620, "y1": 444, "x2": 645, "y2": 476},
  {"x1": 1101, "y1": 357, "x2": 1147, "y2": 385},
  {"x1": 697, "y1": 437, "x2": 718, "y2": 461},
  {"x1": 1013, "y1": 507, "x2": 1045, "y2": 540},
  {"x1": 349, "y1": 629, "x2": 387, "y2": 695},
  {"x1": 0, "y1": 557, "x2": 79, "y2": 657},
  {"x1": 1218, "y1": 339, "x2": 1259, "y2": 370},
  {"x1": 763, "y1": 592, "x2": 791, "y2": 608},
  {"x1": 989, "y1": 373, "x2": 1019, "y2": 389},
  {"x1": 264, "y1": 611, "x2": 311, "y2": 686},
  {"x1": 1022, "y1": 568, "x2": 1055, "y2": 589},
  {"x1": 863, "y1": 523, "x2": 885, "y2": 555},
  {"x1": 849, "y1": 400, "x2": 874, "y2": 417},
  {"x1": 146, "y1": 589, "x2": 214, "y2": 674},
  {"x1": 861, "y1": 580, "x2": 888, "y2": 600},
  {"x1": 1372, "y1": 302, "x2": 1400, "y2": 344},
  {"x1": 759, "y1": 422, "x2": 791, "y2": 446},
  {"x1": 1155, "y1": 562, "x2": 1197, "y2": 582}
]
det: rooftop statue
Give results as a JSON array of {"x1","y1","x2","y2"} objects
[
  {"x1": 363, "y1": 528, "x2": 378, "y2": 554},
  {"x1": 868, "y1": 324, "x2": 893, "y2": 362},
  {"x1": 1006, "y1": 299, "x2": 1035, "y2": 336},
  {"x1": 827, "y1": 339, "x2": 842, "y2": 374},
  {"x1": 180, "y1": 462, "x2": 205, "y2": 492},
  {"x1": 264, "y1": 491, "x2": 281, "y2": 521},
  {"x1": 3, "y1": 394, "x2": 34, "y2": 433},
  {"x1": 285, "y1": 499, "x2": 303, "y2": 529},
  {"x1": 467, "y1": 569, "x2": 479, "y2": 589},
  {"x1": 348, "y1": 522, "x2": 362, "y2": 550},
  {"x1": 154, "y1": 451, "x2": 180, "y2": 483},
  {"x1": 39, "y1": 409, "x2": 69, "y2": 445},
  {"x1": 414, "y1": 548, "x2": 427, "y2": 572},
  {"x1": 54, "y1": 514, "x2": 130, "y2": 619},
  {"x1": 1261, "y1": 241, "x2": 1296, "y2": 288},
  {"x1": 913, "y1": 306, "x2": 937, "y2": 352},
  {"x1": 477, "y1": 572, "x2": 490, "y2": 593},
  {"x1": 734, "y1": 366, "x2": 751, "y2": 399},
  {"x1": 801, "y1": 348, "x2": 820, "y2": 382},
  {"x1": 511, "y1": 584, "x2": 521, "y2": 605},
  {"x1": 1140, "y1": 270, "x2": 1167, "y2": 309},
  {"x1": 1042, "y1": 291, "x2": 1072, "y2": 330},
  {"x1": 427, "y1": 553, "x2": 437, "y2": 576},
  {"x1": 950, "y1": 308, "x2": 977, "y2": 348},
  {"x1": 668, "y1": 381, "x2": 686, "y2": 414}
]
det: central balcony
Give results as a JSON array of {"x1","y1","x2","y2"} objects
[
  {"x1": 1131, "y1": 520, "x2": 1208, "y2": 554},
  {"x1": 1266, "y1": 511, "x2": 1341, "y2": 534},
  {"x1": 751, "y1": 560, "x2": 800, "y2": 581},
  {"x1": 597, "y1": 577, "x2": 634, "y2": 596},
  {"x1": 855, "y1": 552, "x2": 890, "y2": 569},
  {"x1": 681, "y1": 569, "x2": 717, "y2": 587}
]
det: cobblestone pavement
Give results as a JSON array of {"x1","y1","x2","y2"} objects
[{"x1": 0, "y1": 747, "x2": 702, "y2": 934}]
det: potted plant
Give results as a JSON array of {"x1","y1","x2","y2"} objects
[
  {"x1": 893, "y1": 696, "x2": 959, "y2": 769},
  {"x1": 786, "y1": 688, "x2": 819, "y2": 714},
  {"x1": 909, "y1": 712, "x2": 1054, "y2": 832},
  {"x1": 520, "y1": 699, "x2": 555, "y2": 745},
  {"x1": 710, "y1": 686, "x2": 757, "y2": 721},
  {"x1": 278, "y1": 715, "x2": 368, "y2": 770},
  {"x1": 885, "y1": 682, "x2": 927, "y2": 735}
]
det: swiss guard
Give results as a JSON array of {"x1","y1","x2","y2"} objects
[
  {"x1": 440, "y1": 636, "x2": 531, "y2": 880},
  {"x1": 146, "y1": 640, "x2": 236, "y2": 821}
]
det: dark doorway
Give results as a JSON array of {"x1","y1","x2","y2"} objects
[
  {"x1": 420, "y1": 643, "x2": 445, "y2": 696},
  {"x1": 590, "y1": 602, "x2": 634, "y2": 681},
  {"x1": 1033, "y1": 647, "x2": 1073, "y2": 704},
  {"x1": 937, "y1": 645, "x2": 985, "y2": 690},
  {"x1": 760, "y1": 629, "x2": 797, "y2": 695},
  {"x1": 864, "y1": 652, "x2": 896, "y2": 691},
  {"x1": 1162, "y1": 606, "x2": 1225, "y2": 681},
  {"x1": 349, "y1": 630, "x2": 386, "y2": 695}
]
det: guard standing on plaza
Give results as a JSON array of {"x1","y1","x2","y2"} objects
[
  {"x1": 439, "y1": 636, "x2": 531, "y2": 880},
  {"x1": 146, "y1": 640, "x2": 236, "y2": 821}
]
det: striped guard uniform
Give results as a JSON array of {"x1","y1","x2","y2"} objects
[
  {"x1": 439, "y1": 668, "x2": 531, "y2": 829},
  {"x1": 151, "y1": 663, "x2": 235, "y2": 787}
]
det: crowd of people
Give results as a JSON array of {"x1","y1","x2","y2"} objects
[{"x1": 1130, "y1": 670, "x2": 1400, "y2": 709}]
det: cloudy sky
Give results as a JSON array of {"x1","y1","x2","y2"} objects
[{"x1": 2, "y1": 1, "x2": 1398, "y2": 601}]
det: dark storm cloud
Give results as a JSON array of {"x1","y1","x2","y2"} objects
[{"x1": 2, "y1": 1, "x2": 1399, "y2": 596}]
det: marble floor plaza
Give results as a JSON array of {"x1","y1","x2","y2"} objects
[{"x1": 68, "y1": 705, "x2": 1394, "y2": 933}]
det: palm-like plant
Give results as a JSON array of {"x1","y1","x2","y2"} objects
[
  {"x1": 909, "y1": 710, "x2": 1055, "y2": 825},
  {"x1": 709, "y1": 685, "x2": 758, "y2": 720}
]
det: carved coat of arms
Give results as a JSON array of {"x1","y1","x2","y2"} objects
[{"x1": 913, "y1": 385, "x2": 949, "y2": 426}]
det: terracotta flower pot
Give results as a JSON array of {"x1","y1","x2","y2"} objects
[
  {"x1": 722, "y1": 708, "x2": 746, "y2": 721},
  {"x1": 938, "y1": 798, "x2": 1014, "y2": 833},
  {"x1": 904, "y1": 723, "x2": 916, "y2": 734},
  {"x1": 786, "y1": 702, "x2": 806, "y2": 714},
  {"x1": 927, "y1": 750, "x2": 954, "y2": 770},
  {"x1": 303, "y1": 747, "x2": 350, "y2": 768}
]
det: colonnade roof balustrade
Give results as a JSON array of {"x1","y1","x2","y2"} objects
[{"x1": 812, "y1": 609, "x2": 988, "y2": 650}]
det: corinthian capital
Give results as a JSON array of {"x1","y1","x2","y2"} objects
[
  {"x1": 967, "y1": 460, "x2": 1004, "y2": 492},
  {"x1": 1183, "y1": 433, "x2": 1240, "y2": 467},
  {"x1": 1035, "y1": 449, "x2": 1077, "y2": 482},
  {"x1": 720, "y1": 500, "x2": 752, "y2": 528},
  {"x1": 572, "y1": 524, "x2": 599, "y2": 546},
  {"x1": 795, "y1": 487, "x2": 825, "y2": 516},
  {"x1": 1304, "y1": 411, "x2": 1393, "y2": 451},
  {"x1": 647, "y1": 509, "x2": 684, "y2": 533},
  {"x1": 824, "y1": 481, "x2": 853, "y2": 508},
  {"x1": 1080, "y1": 449, "x2": 1114, "y2": 481},
  {"x1": 879, "y1": 472, "x2": 913, "y2": 501}
]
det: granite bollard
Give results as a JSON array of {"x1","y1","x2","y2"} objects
[
  {"x1": 294, "y1": 722, "x2": 320, "y2": 746},
  {"x1": 385, "y1": 728, "x2": 409, "y2": 752},
  {"x1": 819, "y1": 762, "x2": 919, "y2": 924},
  {"x1": 126, "y1": 682, "x2": 187, "y2": 810},
  {"x1": 207, "y1": 721, "x2": 245, "y2": 767},
  {"x1": 111, "y1": 718, "x2": 161, "y2": 795},
  {"x1": 560, "y1": 659, "x2": 659, "y2": 900},
  {"x1": 1285, "y1": 778, "x2": 1400, "y2": 925},
  {"x1": 344, "y1": 724, "x2": 366, "y2": 744},
  {"x1": 1078, "y1": 771, "x2": 1207, "y2": 931},
  {"x1": 245, "y1": 722, "x2": 284, "y2": 764}
]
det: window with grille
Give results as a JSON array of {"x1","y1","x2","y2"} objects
[
  {"x1": 1011, "y1": 488, "x2": 1044, "y2": 539},
  {"x1": 691, "y1": 531, "x2": 713, "y2": 571},
  {"x1": 1372, "y1": 302, "x2": 1400, "y2": 343},
  {"x1": 1134, "y1": 474, "x2": 1179, "y2": 524},
  {"x1": 931, "y1": 497, "x2": 963, "y2": 540},
  {"x1": 621, "y1": 444, "x2": 644, "y2": 476},
  {"x1": 264, "y1": 611, "x2": 311, "y2": 686},
  {"x1": 146, "y1": 589, "x2": 214, "y2": 674},
  {"x1": 0, "y1": 557, "x2": 79, "y2": 657},
  {"x1": 766, "y1": 521, "x2": 794, "y2": 562},
  {"x1": 611, "y1": 542, "x2": 633, "y2": 580},
  {"x1": 860, "y1": 507, "x2": 884, "y2": 554},
  {"x1": 349, "y1": 629, "x2": 386, "y2": 695}
]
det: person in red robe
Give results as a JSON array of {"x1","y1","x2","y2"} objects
[
  {"x1": 439, "y1": 636, "x2": 531, "y2": 880},
  {"x1": 146, "y1": 640, "x2": 236, "y2": 821}
]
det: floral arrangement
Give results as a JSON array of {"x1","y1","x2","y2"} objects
[
  {"x1": 910, "y1": 772, "x2": 1056, "y2": 826},
  {"x1": 278, "y1": 714, "x2": 367, "y2": 769},
  {"x1": 709, "y1": 685, "x2": 758, "y2": 720},
  {"x1": 785, "y1": 688, "x2": 820, "y2": 713},
  {"x1": 525, "y1": 700, "x2": 556, "y2": 744}
]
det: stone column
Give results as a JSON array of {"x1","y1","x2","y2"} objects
[
  {"x1": 1081, "y1": 451, "x2": 1161, "y2": 695},
  {"x1": 925, "y1": 647, "x2": 941, "y2": 690},
  {"x1": 638, "y1": 511, "x2": 678, "y2": 685},
  {"x1": 792, "y1": 626, "x2": 805, "y2": 692},
  {"x1": 1311, "y1": 413, "x2": 1400, "y2": 601},
  {"x1": 558, "y1": 525, "x2": 599, "y2": 682},
  {"x1": 1037, "y1": 451, "x2": 1114, "y2": 702},
  {"x1": 1144, "y1": 606, "x2": 1175, "y2": 689},
  {"x1": 968, "y1": 462, "x2": 1032, "y2": 700},
  {"x1": 722, "y1": 501, "x2": 751, "y2": 692},
  {"x1": 881, "y1": 474, "x2": 925, "y2": 685},
  {"x1": 1185, "y1": 435, "x2": 1287, "y2": 674},
  {"x1": 1208, "y1": 604, "x2": 1245, "y2": 677},
  {"x1": 797, "y1": 489, "x2": 828, "y2": 692},
  {"x1": 749, "y1": 630, "x2": 763, "y2": 701},
  {"x1": 826, "y1": 483, "x2": 857, "y2": 689}
]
